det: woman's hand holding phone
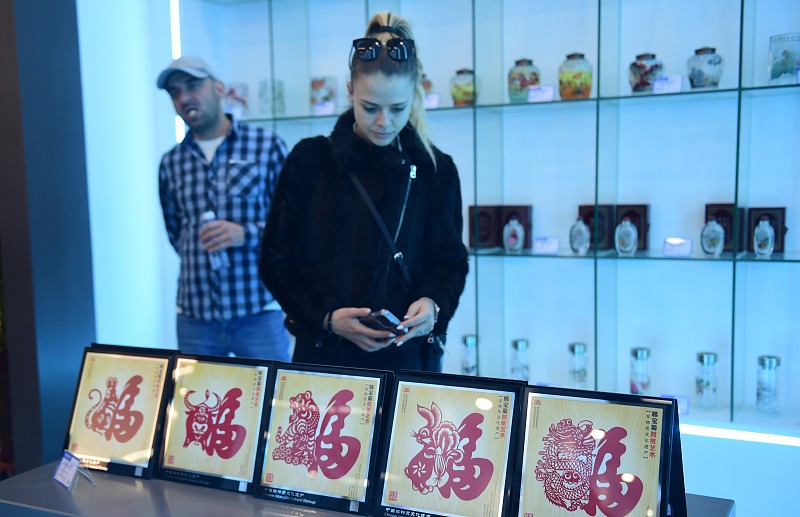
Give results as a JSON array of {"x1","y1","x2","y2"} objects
[{"x1": 330, "y1": 307, "x2": 402, "y2": 352}]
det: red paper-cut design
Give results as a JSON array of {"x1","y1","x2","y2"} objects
[
  {"x1": 535, "y1": 418, "x2": 643, "y2": 517},
  {"x1": 272, "y1": 389, "x2": 361, "y2": 480},
  {"x1": 183, "y1": 388, "x2": 246, "y2": 459},
  {"x1": 404, "y1": 402, "x2": 494, "y2": 500},
  {"x1": 85, "y1": 375, "x2": 144, "y2": 443}
]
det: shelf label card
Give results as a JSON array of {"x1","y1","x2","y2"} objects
[
  {"x1": 527, "y1": 85, "x2": 555, "y2": 103},
  {"x1": 311, "y1": 101, "x2": 335, "y2": 116},
  {"x1": 533, "y1": 236, "x2": 560, "y2": 255},
  {"x1": 653, "y1": 75, "x2": 683, "y2": 94},
  {"x1": 662, "y1": 237, "x2": 693, "y2": 257},
  {"x1": 424, "y1": 93, "x2": 440, "y2": 109},
  {"x1": 53, "y1": 450, "x2": 81, "y2": 490}
]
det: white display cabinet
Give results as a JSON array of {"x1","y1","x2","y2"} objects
[{"x1": 178, "y1": 0, "x2": 800, "y2": 436}]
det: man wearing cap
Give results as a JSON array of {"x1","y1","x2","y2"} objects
[{"x1": 157, "y1": 55, "x2": 290, "y2": 360}]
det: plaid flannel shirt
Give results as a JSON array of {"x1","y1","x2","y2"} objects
[{"x1": 159, "y1": 119, "x2": 287, "y2": 321}]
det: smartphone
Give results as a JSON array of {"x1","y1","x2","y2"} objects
[{"x1": 359, "y1": 309, "x2": 402, "y2": 332}]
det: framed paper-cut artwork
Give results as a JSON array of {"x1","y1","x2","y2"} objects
[
  {"x1": 516, "y1": 386, "x2": 686, "y2": 517},
  {"x1": 64, "y1": 344, "x2": 175, "y2": 478},
  {"x1": 253, "y1": 364, "x2": 391, "y2": 514},
  {"x1": 158, "y1": 355, "x2": 273, "y2": 492},
  {"x1": 378, "y1": 372, "x2": 525, "y2": 517}
]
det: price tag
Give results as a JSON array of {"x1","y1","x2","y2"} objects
[
  {"x1": 424, "y1": 93, "x2": 440, "y2": 109},
  {"x1": 527, "y1": 85, "x2": 555, "y2": 103},
  {"x1": 662, "y1": 237, "x2": 693, "y2": 257},
  {"x1": 653, "y1": 75, "x2": 683, "y2": 94},
  {"x1": 311, "y1": 101, "x2": 335, "y2": 116},
  {"x1": 533, "y1": 236, "x2": 560, "y2": 255},
  {"x1": 53, "y1": 450, "x2": 81, "y2": 490}
]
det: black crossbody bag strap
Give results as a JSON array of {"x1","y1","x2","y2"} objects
[{"x1": 349, "y1": 172, "x2": 414, "y2": 290}]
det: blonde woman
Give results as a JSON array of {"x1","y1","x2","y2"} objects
[{"x1": 260, "y1": 13, "x2": 468, "y2": 372}]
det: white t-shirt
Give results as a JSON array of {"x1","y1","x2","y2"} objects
[{"x1": 195, "y1": 135, "x2": 226, "y2": 163}]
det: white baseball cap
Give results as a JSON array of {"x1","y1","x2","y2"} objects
[{"x1": 156, "y1": 55, "x2": 218, "y2": 89}]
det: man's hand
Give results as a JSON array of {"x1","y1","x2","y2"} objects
[{"x1": 200, "y1": 220, "x2": 245, "y2": 252}]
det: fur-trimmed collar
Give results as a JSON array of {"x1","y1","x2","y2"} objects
[{"x1": 329, "y1": 109, "x2": 435, "y2": 174}]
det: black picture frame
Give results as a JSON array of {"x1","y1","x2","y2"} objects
[
  {"x1": 616, "y1": 204, "x2": 650, "y2": 251},
  {"x1": 514, "y1": 386, "x2": 686, "y2": 517},
  {"x1": 64, "y1": 344, "x2": 175, "y2": 479},
  {"x1": 157, "y1": 354, "x2": 274, "y2": 493},
  {"x1": 468, "y1": 205, "x2": 502, "y2": 249},
  {"x1": 747, "y1": 207, "x2": 788, "y2": 253},
  {"x1": 705, "y1": 203, "x2": 746, "y2": 252},
  {"x1": 252, "y1": 363, "x2": 392, "y2": 515},
  {"x1": 579, "y1": 204, "x2": 616, "y2": 250},
  {"x1": 377, "y1": 371, "x2": 525, "y2": 517}
]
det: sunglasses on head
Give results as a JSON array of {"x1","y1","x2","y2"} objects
[{"x1": 351, "y1": 37, "x2": 416, "y2": 63}]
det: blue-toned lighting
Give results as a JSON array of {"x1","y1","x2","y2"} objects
[
  {"x1": 170, "y1": 0, "x2": 181, "y2": 59},
  {"x1": 681, "y1": 423, "x2": 800, "y2": 447}
]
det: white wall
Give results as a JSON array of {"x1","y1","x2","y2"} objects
[{"x1": 76, "y1": 0, "x2": 179, "y2": 349}]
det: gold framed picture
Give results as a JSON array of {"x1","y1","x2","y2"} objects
[
  {"x1": 64, "y1": 344, "x2": 174, "y2": 478},
  {"x1": 254, "y1": 364, "x2": 390, "y2": 514},
  {"x1": 517, "y1": 386, "x2": 684, "y2": 517},
  {"x1": 378, "y1": 372, "x2": 525, "y2": 517},
  {"x1": 158, "y1": 355, "x2": 272, "y2": 492}
]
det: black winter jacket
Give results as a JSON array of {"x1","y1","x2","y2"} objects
[{"x1": 259, "y1": 109, "x2": 468, "y2": 371}]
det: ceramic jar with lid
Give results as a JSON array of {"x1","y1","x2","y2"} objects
[
  {"x1": 629, "y1": 53, "x2": 664, "y2": 93},
  {"x1": 757, "y1": 355, "x2": 781, "y2": 414},
  {"x1": 568, "y1": 342, "x2": 588, "y2": 389},
  {"x1": 753, "y1": 216, "x2": 775, "y2": 259},
  {"x1": 508, "y1": 58, "x2": 540, "y2": 103},
  {"x1": 570, "y1": 218, "x2": 590, "y2": 255},
  {"x1": 615, "y1": 218, "x2": 638, "y2": 256},
  {"x1": 451, "y1": 68, "x2": 478, "y2": 106},
  {"x1": 695, "y1": 352, "x2": 719, "y2": 409},
  {"x1": 701, "y1": 218, "x2": 725, "y2": 257},
  {"x1": 687, "y1": 47, "x2": 725, "y2": 89},
  {"x1": 503, "y1": 217, "x2": 525, "y2": 254},
  {"x1": 559, "y1": 53, "x2": 592, "y2": 99}
]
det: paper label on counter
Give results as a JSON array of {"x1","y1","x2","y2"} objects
[
  {"x1": 653, "y1": 75, "x2": 683, "y2": 94},
  {"x1": 533, "y1": 236, "x2": 560, "y2": 255},
  {"x1": 527, "y1": 86, "x2": 555, "y2": 103}
]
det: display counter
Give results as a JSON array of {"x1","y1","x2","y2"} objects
[{"x1": 0, "y1": 462, "x2": 735, "y2": 517}]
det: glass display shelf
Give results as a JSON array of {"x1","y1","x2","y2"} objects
[
  {"x1": 468, "y1": 248, "x2": 596, "y2": 259},
  {"x1": 469, "y1": 249, "x2": 747, "y2": 261},
  {"x1": 177, "y1": 0, "x2": 800, "y2": 440},
  {"x1": 736, "y1": 252, "x2": 800, "y2": 263},
  {"x1": 238, "y1": 83, "x2": 800, "y2": 124}
]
